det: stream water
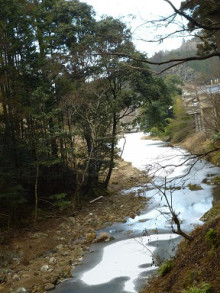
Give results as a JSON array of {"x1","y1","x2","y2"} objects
[{"x1": 52, "y1": 132, "x2": 220, "y2": 293}]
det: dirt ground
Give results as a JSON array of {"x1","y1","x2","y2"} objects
[{"x1": 0, "y1": 158, "x2": 149, "y2": 293}]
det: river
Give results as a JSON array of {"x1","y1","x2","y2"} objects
[{"x1": 52, "y1": 132, "x2": 220, "y2": 293}]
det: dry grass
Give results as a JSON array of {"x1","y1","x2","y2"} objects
[{"x1": 180, "y1": 132, "x2": 211, "y2": 154}]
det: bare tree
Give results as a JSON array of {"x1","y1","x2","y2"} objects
[{"x1": 200, "y1": 92, "x2": 220, "y2": 133}]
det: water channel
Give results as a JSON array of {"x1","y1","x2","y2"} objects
[{"x1": 52, "y1": 132, "x2": 220, "y2": 293}]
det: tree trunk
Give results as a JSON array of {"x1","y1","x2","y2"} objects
[
  {"x1": 34, "y1": 160, "x2": 39, "y2": 223},
  {"x1": 211, "y1": 9, "x2": 220, "y2": 54},
  {"x1": 104, "y1": 113, "x2": 117, "y2": 187}
]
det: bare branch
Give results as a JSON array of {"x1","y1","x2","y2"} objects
[
  {"x1": 164, "y1": 0, "x2": 220, "y2": 30},
  {"x1": 94, "y1": 52, "x2": 220, "y2": 67}
]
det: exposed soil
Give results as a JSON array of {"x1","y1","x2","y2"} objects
[
  {"x1": 0, "y1": 158, "x2": 149, "y2": 293},
  {"x1": 141, "y1": 216, "x2": 220, "y2": 293}
]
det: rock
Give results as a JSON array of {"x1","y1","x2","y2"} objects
[
  {"x1": 72, "y1": 246, "x2": 84, "y2": 258},
  {"x1": 41, "y1": 265, "x2": 50, "y2": 272},
  {"x1": 21, "y1": 274, "x2": 31, "y2": 278},
  {"x1": 12, "y1": 288, "x2": 27, "y2": 293},
  {"x1": 60, "y1": 251, "x2": 69, "y2": 256},
  {"x1": 104, "y1": 222, "x2": 112, "y2": 226},
  {"x1": 29, "y1": 232, "x2": 48, "y2": 239},
  {"x1": 59, "y1": 237, "x2": 66, "y2": 241},
  {"x1": 13, "y1": 274, "x2": 20, "y2": 281},
  {"x1": 95, "y1": 232, "x2": 113, "y2": 243},
  {"x1": 85, "y1": 232, "x2": 96, "y2": 242},
  {"x1": 68, "y1": 217, "x2": 75, "y2": 224},
  {"x1": 126, "y1": 230, "x2": 133, "y2": 235},
  {"x1": 138, "y1": 219, "x2": 148, "y2": 223},
  {"x1": 12, "y1": 257, "x2": 21, "y2": 264},
  {"x1": 55, "y1": 244, "x2": 64, "y2": 251},
  {"x1": 49, "y1": 257, "x2": 57, "y2": 264},
  {"x1": 59, "y1": 269, "x2": 72, "y2": 279},
  {"x1": 44, "y1": 283, "x2": 55, "y2": 291}
]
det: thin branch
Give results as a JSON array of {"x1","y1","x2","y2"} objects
[
  {"x1": 94, "y1": 52, "x2": 220, "y2": 68},
  {"x1": 164, "y1": 0, "x2": 220, "y2": 31}
]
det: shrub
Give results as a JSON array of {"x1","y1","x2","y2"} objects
[
  {"x1": 205, "y1": 228, "x2": 219, "y2": 248},
  {"x1": 158, "y1": 260, "x2": 174, "y2": 277},
  {"x1": 187, "y1": 183, "x2": 203, "y2": 191},
  {"x1": 182, "y1": 283, "x2": 212, "y2": 293},
  {"x1": 49, "y1": 193, "x2": 71, "y2": 210}
]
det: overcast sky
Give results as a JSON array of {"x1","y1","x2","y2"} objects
[{"x1": 82, "y1": 0, "x2": 186, "y2": 57}]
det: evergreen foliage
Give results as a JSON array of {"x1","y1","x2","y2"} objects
[{"x1": 0, "y1": 0, "x2": 174, "y2": 223}]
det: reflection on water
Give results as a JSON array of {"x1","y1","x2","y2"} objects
[{"x1": 53, "y1": 133, "x2": 220, "y2": 293}]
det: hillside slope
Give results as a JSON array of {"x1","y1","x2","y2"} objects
[{"x1": 141, "y1": 214, "x2": 220, "y2": 293}]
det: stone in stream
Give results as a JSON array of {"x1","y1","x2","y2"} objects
[
  {"x1": 85, "y1": 232, "x2": 96, "y2": 242},
  {"x1": 95, "y1": 232, "x2": 114, "y2": 242}
]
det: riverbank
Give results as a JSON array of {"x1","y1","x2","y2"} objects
[
  {"x1": 141, "y1": 215, "x2": 220, "y2": 293},
  {"x1": 0, "y1": 158, "x2": 148, "y2": 293},
  {"x1": 140, "y1": 132, "x2": 220, "y2": 293}
]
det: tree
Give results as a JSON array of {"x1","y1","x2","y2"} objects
[
  {"x1": 137, "y1": 75, "x2": 182, "y2": 134},
  {"x1": 0, "y1": 0, "x2": 99, "y2": 220}
]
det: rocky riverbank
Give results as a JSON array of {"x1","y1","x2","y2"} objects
[{"x1": 0, "y1": 158, "x2": 148, "y2": 293}]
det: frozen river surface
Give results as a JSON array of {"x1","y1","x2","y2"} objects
[{"x1": 52, "y1": 133, "x2": 220, "y2": 293}]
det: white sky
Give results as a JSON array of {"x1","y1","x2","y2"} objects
[{"x1": 82, "y1": 0, "x2": 186, "y2": 57}]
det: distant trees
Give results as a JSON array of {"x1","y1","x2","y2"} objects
[{"x1": 137, "y1": 75, "x2": 182, "y2": 135}]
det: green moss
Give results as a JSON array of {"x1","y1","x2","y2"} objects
[
  {"x1": 158, "y1": 260, "x2": 174, "y2": 277},
  {"x1": 210, "y1": 175, "x2": 220, "y2": 185},
  {"x1": 205, "y1": 228, "x2": 219, "y2": 248},
  {"x1": 182, "y1": 283, "x2": 212, "y2": 293},
  {"x1": 183, "y1": 270, "x2": 201, "y2": 288},
  {"x1": 200, "y1": 204, "x2": 220, "y2": 222},
  {"x1": 187, "y1": 184, "x2": 203, "y2": 191}
]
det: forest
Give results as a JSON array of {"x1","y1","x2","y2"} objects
[
  {"x1": 1, "y1": 1, "x2": 220, "y2": 293},
  {"x1": 0, "y1": 0, "x2": 180, "y2": 224}
]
